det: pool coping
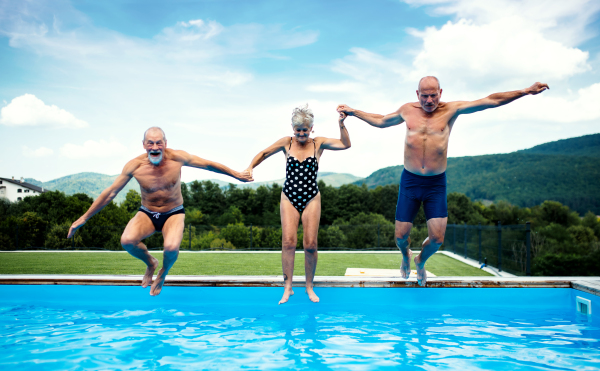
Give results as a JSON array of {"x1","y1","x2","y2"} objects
[{"x1": 1, "y1": 275, "x2": 600, "y2": 295}]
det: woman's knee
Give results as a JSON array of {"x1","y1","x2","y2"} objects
[
  {"x1": 282, "y1": 237, "x2": 297, "y2": 251},
  {"x1": 303, "y1": 239, "x2": 317, "y2": 254}
]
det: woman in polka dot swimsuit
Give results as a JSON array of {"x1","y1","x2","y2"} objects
[{"x1": 246, "y1": 104, "x2": 351, "y2": 304}]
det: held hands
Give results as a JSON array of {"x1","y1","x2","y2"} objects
[
  {"x1": 336, "y1": 104, "x2": 354, "y2": 116},
  {"x1": 525, "y1": 82, "x2": 549, "y2": 95},
  {"x1": 67, "y1": 217, "x2": 86, "y2": 238},
  {"x1": 237, "y1": 169, "x2": 254, "y2": 183}
]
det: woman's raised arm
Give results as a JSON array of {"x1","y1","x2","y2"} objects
[
  {"x1": 319, "y1": 113, "x2": 351, "y2": 151},
  {"x1": 245, "y1": 136, "x2": 290, "y2": 177}
]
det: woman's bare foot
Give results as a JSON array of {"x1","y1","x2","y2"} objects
[
  {"x1": 400, "y1": 249, "x2": 413, "y2": 279},
  {"x1": 306, "y1": 287, "x2": 320, "y2": 303},
  {"x1": 278, "y1": 287, "x2": 294, "y2": 305},
  {"x1": 150, "y1": 268, "x2": 167, "y2": 296},
  {"x1": 414, "y1": 254, "x2": 427, "y2": 287},
  {"x1": 142, "y1": 256, "x2": 159, "y2": 288}
]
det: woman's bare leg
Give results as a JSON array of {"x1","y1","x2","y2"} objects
[
  {"x1": 279, "y1": 193, "x2": 300, "y2": 304},
  {"x1": 302, "y1": 193, "x2": 321, "y2": 303}
]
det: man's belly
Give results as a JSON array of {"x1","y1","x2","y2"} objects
[
  {"x1": 141, "y1": 190, "x2": 184, "y2": 212},
  {"x1": 403, "y1": 152, "x2": 448, "y2": 176}
]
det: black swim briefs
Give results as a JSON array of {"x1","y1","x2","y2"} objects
[{"x1": 139, "y1": 205, "x2": 185, "y2": 231}]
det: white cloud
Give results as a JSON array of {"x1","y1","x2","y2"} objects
[
  {"x1": 404, "y1": 0, "x2": 600, "y2": 46},
  {"x1": 22, "y1": 146, "x2": 54, "y2": 158},
  {"x1": 60, "y1": 139, "x2": 128, "y2": 159},
  {"x1": 0, "y1": 94, "x2": 88, "y2": 128},
  {"x1": 408, "y1": 17, "x2": 590, "y2": 85}
]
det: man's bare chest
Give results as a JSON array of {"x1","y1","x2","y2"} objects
[{"x1": 134, "y1": 163, "x2": 182, "y2": 193}]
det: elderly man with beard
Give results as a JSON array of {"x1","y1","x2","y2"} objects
[
  {"x1": 337, "y1": 77, "x2": 549, "y2": 286},
  {"x1": 67, "y1": 127, "x2": 253, "y2": 295}
]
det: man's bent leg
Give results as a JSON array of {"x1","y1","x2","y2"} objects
[
  {"x1": 395, "y1": 221, "x2": 413, "y2": 279},
  {"x1": 150, "y1": 214, "x2": 185, "y2": 296},
  {"x1": 121, "y1": 212, "x2": 159, "y2": 288},
  {"x1": 279, "y1": 194, "x2": 300, "y2": 304},
  {"x1": 414, "y1": 217, "x2": 447, "y2": 286},
  {"x1": 302, "y1": 193, "x2": 322, "y2": 303}
]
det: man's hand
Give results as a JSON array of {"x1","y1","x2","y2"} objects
[
  {"x1": 337, "y1": 104, "x2": 355, "y2": 116},
  {"x1": 236, "y1": 170, "x2": 254, "y2": 183},
  {"x1": 525, "y1": 82, "x2": 549, "y2": 95},
  {"x1": 67, "y1": 217, "x2": 86, "y2": 238}
]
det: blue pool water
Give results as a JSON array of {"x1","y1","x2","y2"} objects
[{"x1": 0, "y1": 286, "x2": 599, "y2": 370}]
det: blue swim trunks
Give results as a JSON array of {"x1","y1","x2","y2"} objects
[{"x1": 395, "y1": 169, "x2": 448, "y2": 223}]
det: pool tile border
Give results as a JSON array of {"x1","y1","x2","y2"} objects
[{"x1": 1, "y1": 275, "x2": 600, "y2": 294}]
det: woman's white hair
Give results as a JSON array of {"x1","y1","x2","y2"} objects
[{"x1": 291, "y1": 104, "x2": 314, "y2": 128}]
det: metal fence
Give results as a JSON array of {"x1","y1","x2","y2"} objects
[
  {"x1": 0, "y1": 222, "x2": 532, "y2": 274},
  {"x1": 445, "y1": 222, "x2": 532, "y2": 276}
]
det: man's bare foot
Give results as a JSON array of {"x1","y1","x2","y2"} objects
[
  {"x1": 142, "y1": 256, "x2": 159, "y2": 288},
  {"x1": 414, "y1": 254, "x2": 427, "y2": 287},
  {"x1": 401, "y1": 249, "x2": 413, "y2": 279},
  {"x1": 306, "y1": 286, "x2": 320, "y2": 303},
  {"x1": 150, "y1": 268, "x2": 167, "y2": 296},
  {"x1": 278, "y1": 287, "x2": 294, "y2": 305}
]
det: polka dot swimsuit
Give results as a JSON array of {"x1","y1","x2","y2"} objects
[{"x1": 283, "y1": 138, "x2": 319, "y2": 212}]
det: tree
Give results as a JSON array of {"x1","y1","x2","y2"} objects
[{"x1": 121, "y1": 189, "x2": 141, "y2": 215}]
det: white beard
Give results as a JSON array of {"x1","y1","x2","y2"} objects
[{"x1": 148, "y1": 152, "x2": 163, "y2": 165}]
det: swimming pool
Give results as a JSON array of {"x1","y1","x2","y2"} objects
[{"x1": 0, "y1": 285, "x2": 598, "y2": 370}]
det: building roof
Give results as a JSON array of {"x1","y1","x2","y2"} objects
[{"x1": 0, "y1": 177, "x2": 47, "y2": 193}]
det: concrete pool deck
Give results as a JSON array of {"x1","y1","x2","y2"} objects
[{"x1": 1, "y1": 275, "x2": 599, "y2": 296}]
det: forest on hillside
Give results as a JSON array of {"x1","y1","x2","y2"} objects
[
  {"x1": 355, "y1": 153, "x2": 600, "y2": 215},
  {"x1": 1, "y1": 180, "x2": 599, "y2": 276}
]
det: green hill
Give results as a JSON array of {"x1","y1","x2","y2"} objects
[
  {"x1": 25, "y1": 173, "x2": 141, "y2": 204},
  {"x1": 206, "y1": 172, "x2": 364, "y2": 189},
  {"x1": 354, "y1": 133, "x2": 600, "y2": 215},
  {"x1": 518, "y1": 133, "x2": 600, "y2": 157}
]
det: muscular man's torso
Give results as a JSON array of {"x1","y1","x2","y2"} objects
[
  {"x1": 400, "y1": 102, "x2": 458, "y2": 176},
  {"x1": 130, "y1": 149, "x2": 184, "y2": 212}
]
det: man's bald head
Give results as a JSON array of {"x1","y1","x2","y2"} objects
[
  {"x1": 143, "y1": 127, "x2": 166, "y2": 143},
  {"x1": 416, "y1": 76, "x2": 442, "y2": 113},
  {"x1": 418, "y1": 76, "x2": 440, "y2": 92}
]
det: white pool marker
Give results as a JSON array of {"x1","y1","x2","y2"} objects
[{"x1": 576, "y1": 296, "x2": 592, "y2": 315}]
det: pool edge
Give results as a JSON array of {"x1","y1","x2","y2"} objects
[{"x1": 1, "y1": 275, "x2": 599, "y2": 294}]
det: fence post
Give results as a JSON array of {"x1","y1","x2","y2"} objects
[
  {"x1": 463, "y1": 223, "x2": 468, "y2": 259},
  {"x1": 526, "y1": 221, "x2": 531, "y2": 276},
  {"x1": 497, "y1": 221, "x2": 502, "y2": 272},
  {"x1": 189, "y1": 224, "x2": 192, "y2": 250},
  {"x1": 377, "y1": 224, "x2": 380, "y2": 248},
  {"x1": 452, "y1": 224, "x2": 456, "y2": 254},
  {"x1": 478, "y1": 223, "x2": 482, "y2": 264},
  {"x1": 250, "y1": 224, "x2": 253, "y2": 249}
]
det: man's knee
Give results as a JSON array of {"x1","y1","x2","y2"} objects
[
  {"x1": 164, "y1": 242, "x2": 180, "y2": 253},
  {"x1": 120, "y1": 235, "x2": 139, "y2": 248},
  {"x1": 429, "y1": 232, "x2": 445, "y2": 246}
]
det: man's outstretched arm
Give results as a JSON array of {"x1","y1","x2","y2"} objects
[
  {"x1": 67, "y1": 162, "x2": 135, "y2": 238},
  {"x1": 181, "y1": 151, "x2": 253, "y2": 182},
  {"x1": 455, "y1": 82, "x2": 549, "y2": 115},
  {"x1": 337, "y1": 104, "x2": 404, "y2": 128}
]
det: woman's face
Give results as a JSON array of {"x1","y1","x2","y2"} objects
[{"x1": 292, "y1": 122, "x2": 312, "y2": 143}]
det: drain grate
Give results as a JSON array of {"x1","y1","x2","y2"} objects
[{"x1": 576, "y1": 296, "x2": 592, "y2": 315}]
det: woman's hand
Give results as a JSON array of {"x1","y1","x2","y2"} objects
[{"x1": 339, "y1": 112, "x2": 347, "y2": 125}]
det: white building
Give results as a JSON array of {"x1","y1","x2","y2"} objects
[{"x1": 0, "y1": 177, "x2": 47, "y2": 202}]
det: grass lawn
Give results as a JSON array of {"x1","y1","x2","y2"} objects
[{"x1": 0, "y1": 252, "x2": 492, "y2": 276}]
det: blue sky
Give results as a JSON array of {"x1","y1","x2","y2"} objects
[{"x1": 1, "y1": 0, "x2": 600, "y2": 184}]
